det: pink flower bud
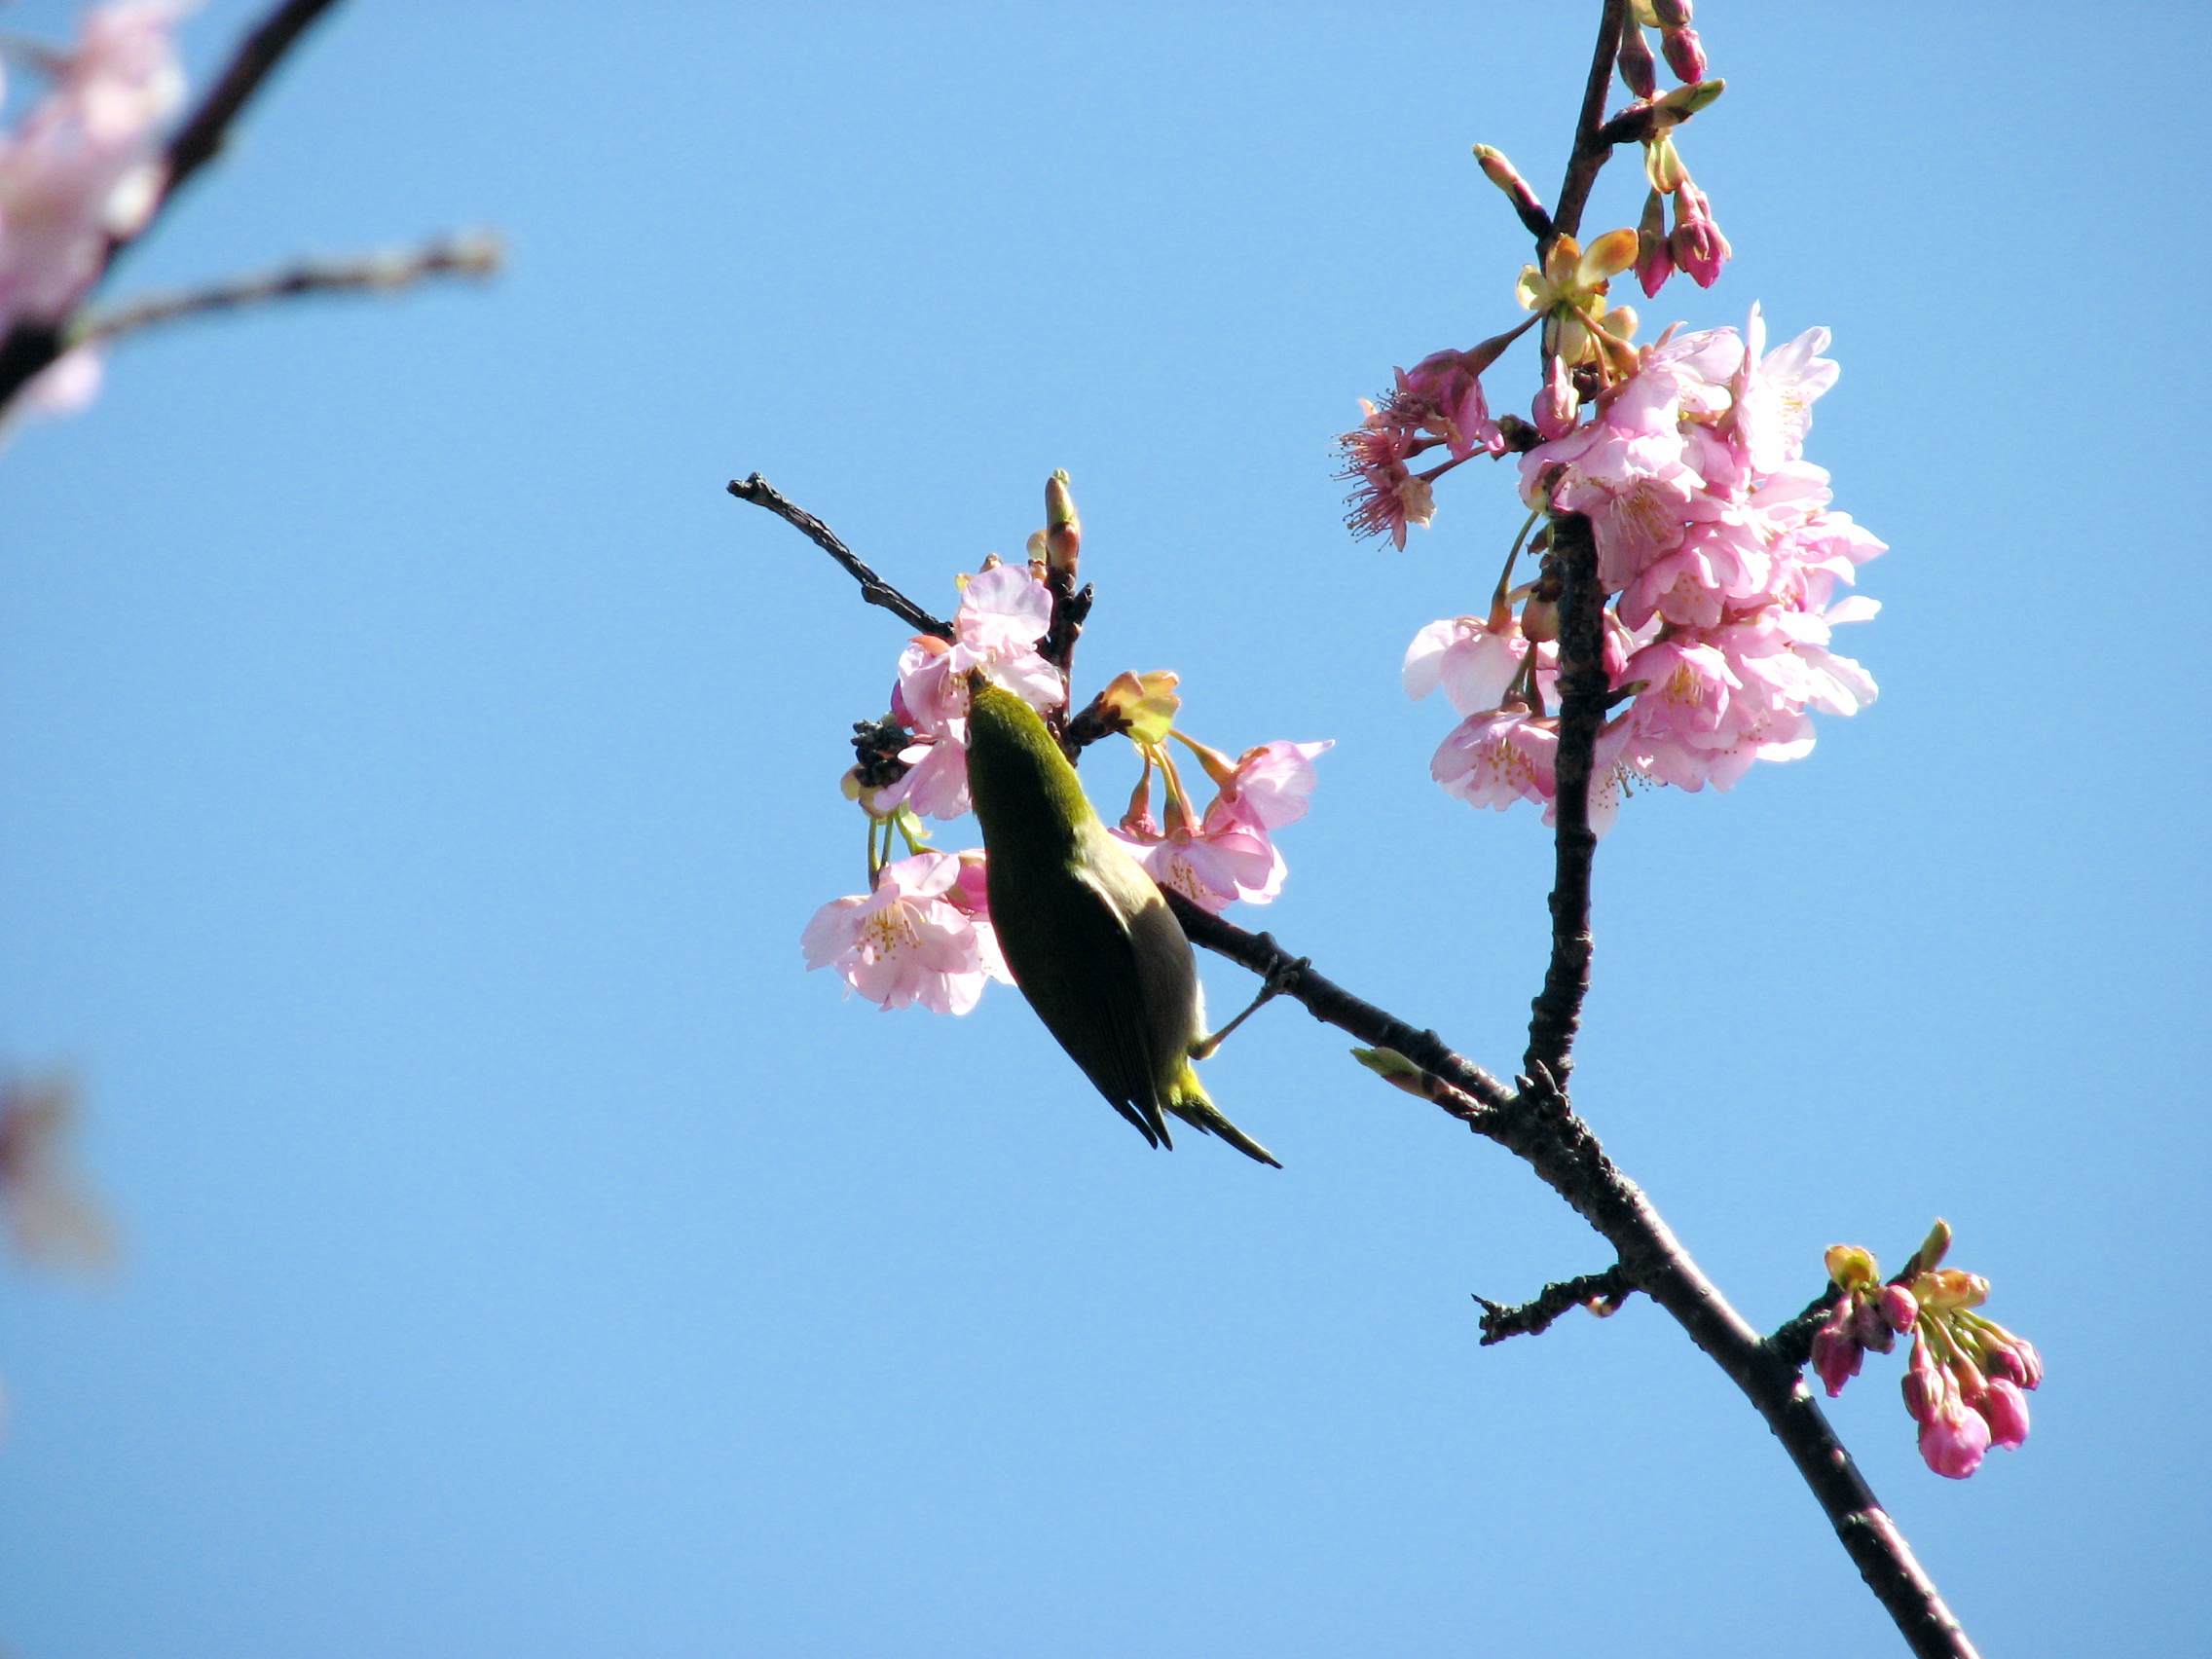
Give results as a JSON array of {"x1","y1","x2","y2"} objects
[
  {"x1": 1661, "y1": 25, "x2": 1708, "y2": 84},
  {"x1": 1917, "y1": 1398, "x2": 1991, "y2": 1480},
  {"x1": 1852, "y1": 1297, "x2": 1897, "y2": 1355},
  {"x1": 1918, "y1": 1269, "x2": 1989, "y2": 1311},
  {"x1": 1976, "y1": 1378, "x2": 2031, "y2": 1451},
  {"x1": 1533, "y1": 356, "x2": 1577, "y2": 440},
  {"x1": 948, "y1": 850, "x2": 992, "y2": 916},
  {"x1": 2009, "y1": 1338, "x2": 2044, "y2": 1390},
  {"x1": 1615, "y1": 27, "x2": 1657, "y2": 98},
  {"x1": 1668, "y1": 182, "x2": 1731, "y2": 289},
  {"x1": 1900, "y1": 1335, "x2": 1944, "y2": 1425},
  {"x1": 1811, "y1": 1301, "x2": 1862, "y2": 1398},
  {"x1": 1879, "y1": 1283, "x2": 1919, "y2": 1333},
  {"x1": 1044, "y1": 469, "x2": 1081, "y2": 578}
]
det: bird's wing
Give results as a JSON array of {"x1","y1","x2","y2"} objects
[{"x1": 990, "y1": 858, "x2": 1172, "y2": 1148}]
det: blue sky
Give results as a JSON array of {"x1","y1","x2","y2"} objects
[{"x1": 1, "y1": 3, "x2": 2204, "y2": 1655}]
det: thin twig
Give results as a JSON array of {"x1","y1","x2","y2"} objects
[
  {"x1": 1475, "y1": 1264, "x2": 1635, "y2": 1345},
  {"x1": 727, "y1": 473, "x2": 954, "y2": 640},
  {"x1": 0, "y1": 0, "x2": 346, "y2": 409},
  {"x1": 78, "y1": 234, "x2": 503, "y2": 346}
]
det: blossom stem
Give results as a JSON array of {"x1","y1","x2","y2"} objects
[{"x1": 1492, "y1": 506, "x2": 1544, "y2": 611}]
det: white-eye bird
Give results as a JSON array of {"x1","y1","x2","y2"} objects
[{"x1": 963, "y1": 673, "x2": 1280, "y2": 1167}]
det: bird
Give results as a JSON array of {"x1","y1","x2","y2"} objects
[{"x1": 962, "y1": 673, "x2": 1280, "y2": 1166}]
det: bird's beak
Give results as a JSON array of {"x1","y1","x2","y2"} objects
[{"x1": 964, "y1": 667, "x2": 990, "y2": 695}]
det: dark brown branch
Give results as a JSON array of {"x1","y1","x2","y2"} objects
[
  {"x1": 0, "y1": 0, "x2": 346, "y2": 410},
  {"x1": 1767, "y1": 1293, "x2": 1839, "y2": 1370},
  {"x1": 1524, "y1": 512, "x2": 1605, "y2": 1084},
  {"x1": 727, "y1": 473, "x2": 953, "y2": 641},
  {"x1": 147, "y1": 0, "x2": 343, "y2": 229},
  {"x1": 1164, "y1": 899, "x2": 1515, "y2": 1115},
  {"x1": 763, "y1": 478, "x2": 1981, "y2": 1659},
  {"x1": 78, "y1": 233, "x2": 502, "y2": 346},
  {"x1": 1475, "y1": 1264, "x2": 1635, "y2": 1345},
  {"x1": 1546, "y1": 0, "x2": 1630, "y2": 253}
]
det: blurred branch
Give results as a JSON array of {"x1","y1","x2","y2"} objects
[
  {"x1": 0, "y1": 0, "x2": 347, "y2": 408},
  {"x1": 79, "y1": 233, "x2": 503, "y2": 347}
]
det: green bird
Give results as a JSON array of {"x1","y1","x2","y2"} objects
[{"x1": 963, "y1": 674, "x2": 1281, "y2": 1167}]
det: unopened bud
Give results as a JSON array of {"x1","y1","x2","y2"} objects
[
  {"x1": 1660, "y1": 24, "x2": 1708, "y2": 83},
  {"x1": 1045, "y1": 468, "x2": 1081, "y2": 578},
  {"x1": 1853, "y1": 1298, "x2": 1898, "y2": 1355},
  {"x1": 1520, "y1": 596, "x2": 1560, "y2": 644},
  {"x1": 1533, "y1": 354, "x2": 1577, "y2": 440},
  {"x1": 1350, "y1": 1047, "x2": 1433, "y2": 1099},
  {"x1": 1636, "y1": 188, "x2": 1674, "y2": 298},
  {"x1": 1879, "y1": 1283, "x2": 1920, "y2": 1334},
  {"x1": 1615, "y1": 26, "x2": 1657, "y2": 98},
  {"x1": 1978, "y1": 1377, "x2": 2031, "y2": 1450},
  {"x1": 1906, "y1": 1217, "x2": 1952, "y2": 1274},
  {"x1": 1900, "y1": 1336, "x2": 1945, "y2": 1424},
  {"x1": 1917, "y1": 1269, "x2": 1989, "y2": 1311},
  {"x1": 1643, "y1": 132, "x2": 1685, "y2": 195},
  {"x1": 1473, "y1": 143, "x2": 1549, "y2": 225},
  {"x1": 1121, "y1": 771, "x2": 1159, "y2": 838},
  {"x1": 1654, "y1": 77, "x2": 1725, "y2": 122},
  {"x1": 1651, "y1": 0, "x2": 1691, "y2": 27}
]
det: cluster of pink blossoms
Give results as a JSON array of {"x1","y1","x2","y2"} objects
[
  {"x1": 1814, "y1": 1233, "x2": 2042, "y2": 1481},
  {"x1": 804, "y1": 540, "x2": 1327, "y2": 1014},
  {"x1": 1404, "y1": 306, "x2": 1883, "y2": 833},
  {"x1": 0, "y1": 3, "x2": 188, "y2": 417}
]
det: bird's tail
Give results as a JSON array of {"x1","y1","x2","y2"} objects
[{"x1": 1164, "y1": 1063, "x2": 1281, "y2": 1168}]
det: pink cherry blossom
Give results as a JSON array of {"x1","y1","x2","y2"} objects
[
  {"x1": 1431, "y1": 710, "x2": 1558, "y2": 812},
  {"x1": 1113, "y1": 797, "x2": 1284, "y2": 913},
  {"x1": 1522, "y1": 387, "x2": 1700, "y2": 592},
  {"x1": 1338, "y1": 408, "x2": 1435, "y2": 547},
  {"x1": 0, "y1": 4, "x2": 187, "y2": 335},
  {"x1": 1731, "y1": 303, "x2": 1839, "y2": 475},
  {"x1": 1214, "y1": 739, "x2": 1332, "y2": 832},
  {"x1": 1384, "y1": 348, "x2": 1504, "y2": 461},
  {"x1": 885, "y1": 565, "x2": 1062, "y2": 820},
  {"x1": 801, "y1": 851, "x2": 1012, "y2": 1014},
  {"x1": 1404, "y1": 614, "x2": 1531, "y2": 716}
]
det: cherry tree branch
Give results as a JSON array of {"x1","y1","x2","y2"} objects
[
  {"x1": 748, "y1": 475, "x2": 1983, "y2": 1659},
  {"x1": 1475, "y1": 1264, "x2": 1634, "y2": 1345},
  {"x1": 1546, "y1": 0, "x2": 1630, "y2": 254},
  {"x1": 1524, "y1": 512, "x2": 1605, "y2": 1085},
  {"x1": 77, "y1": 234, "x2": 502, "y2": 347},
  {"x1": 727, "y1": 474, "x2": 954, "y2": 641},
  {"x1": 0, "y1": 0, "x2": 346, "y2": 409}
]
